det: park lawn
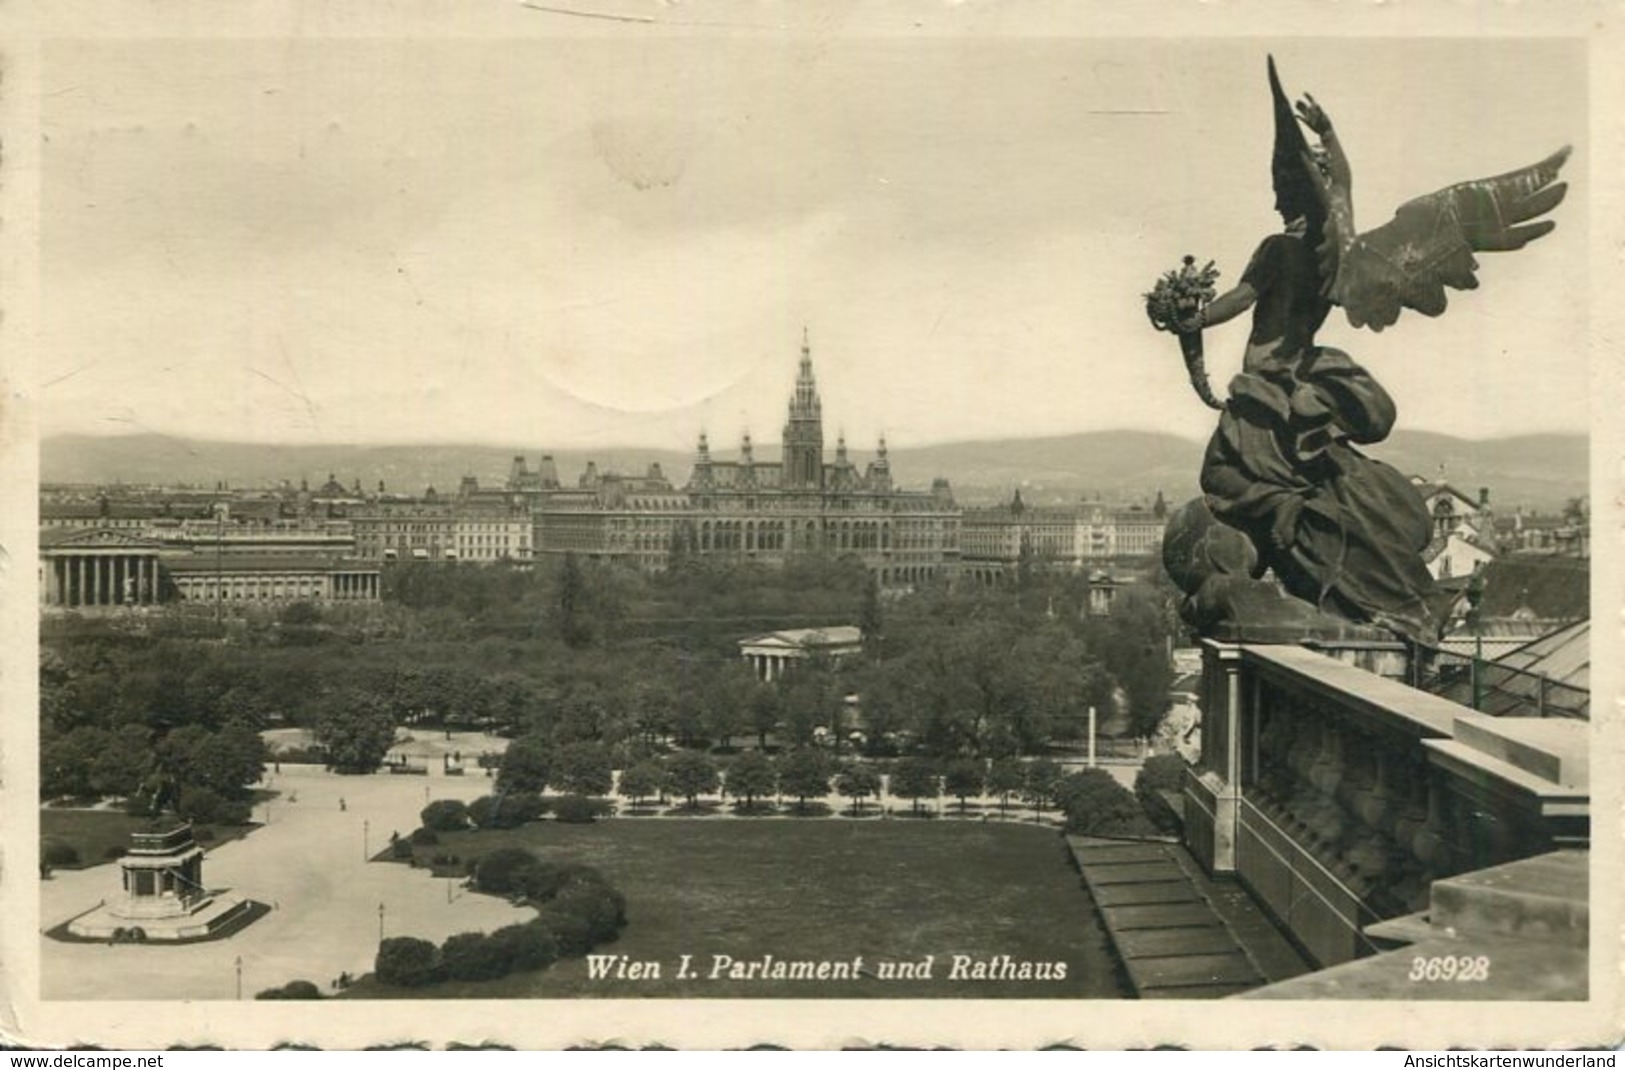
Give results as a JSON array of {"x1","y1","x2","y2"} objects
[
  {"x1": 40, "y1": 809, "x2": 256, "y2": 870},
  {"x1": 357, "y1": 819, "x2": 1127, "y2": 999}
]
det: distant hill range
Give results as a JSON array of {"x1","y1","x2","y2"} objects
[{"x1": 41, "y1": 429, "x2": 1588, "y2": 514}]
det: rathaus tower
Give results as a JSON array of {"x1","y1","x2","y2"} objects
[{"x1": 782, "y1": 328, "x2": 825, "y2": 490}]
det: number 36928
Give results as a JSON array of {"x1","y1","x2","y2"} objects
[{"x1": 1408, "y1": 955, "x2": 1490, "y2": 982}]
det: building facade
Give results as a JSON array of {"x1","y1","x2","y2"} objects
[
  {"x1": 525, "y1": 332, "x2": 962, "y2": 586},
  {"x1": 39, "y1": 333, "x2": 964, "y2": 589},
  {"x1": 960, "y1": 491, "x2": 1169, "y2": 584}
]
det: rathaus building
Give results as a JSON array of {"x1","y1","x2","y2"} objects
[{"x1": 526, "y1": 332, "x2": 962, "y2": 587}]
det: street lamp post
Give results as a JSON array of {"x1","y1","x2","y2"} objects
[
  {"x1": 363, "y1": 819, "x2": 370, "y2": 862},
  {"x1": 214, "y1": 505, "x2": 224, "y2": 625},
  {"x1": 1466, "y1": 570, "x2": 1486, "y2": 711},
  {"x1": 234, "y1": 955, "x2": 243, "y2": 1000},
  {"x1": 378, "y1": 902, "x2": 386, "y2": 943}
]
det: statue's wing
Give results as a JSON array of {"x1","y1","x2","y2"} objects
[
  {"x1": 1268, "y1": 57, "x2": 1324, "y2": 236},
  {"x1": 1319, "y1": 147, "x2": 1570, "y2": 331}
]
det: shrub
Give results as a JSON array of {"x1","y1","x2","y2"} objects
[
  {"x1": 391, "y1": 838, "x2": 415, "y2": 860},
  {"x1": 374, "y1": 936, "x2": 440, "y2": 988},
  {"x1": 123, "y1": 792, "x2": 158, "y2": 818},
  {"x1": 534, "y1": 908, "x2": 594, "y2": 958},
  {"x1": 516, "y1": 860, "x2": 600, "y2": 902},
  {"x1": 508, "y1": 792, "x2": 549, "y2": 822},
  {"x1": 440, "y1": 931, "x2": 512, "y2": 982},
  {"x1": 256, "y1": 980, "x2": 324, "y2": 1000},
  {"x1": 410, "y1": 827, "x2": 440, "y2": 846},
  {"x1": 1056, "y1": 769, "x2": 1159, "y2": 838},
  {"x1": 420, "y1": 799, "x2": 470, "y2": 833},
  {"x1": 1134, "y1": 753, "x2": 1190, "y2": 833},
  {"x1": 42, "y1": 840, "x2": 79, "y2": 867},
  {"x1": 177, "y1": 786, "x2": 225, "y2": 825},
  {"x1": 491, "y1": 922, "x2": 559, "y2": 973},
  {"x1": 217, "y1": 800, "x2": 253, "y2": 826},
  {"x1": 472, "y1": 847, "x2": 540, "y2": 896},
  {"x1": 102, "y1": 844, "x2": 127, "y2": 861},
  {"x1": 552, "y1": 794, "x2": 601, "y2": 824},
  {"x1": 468, "y1": 793, "x2": 538, "y2": 830},
  {"x1": 553, "y1": 879, "x2": 627, "y2": 944}
]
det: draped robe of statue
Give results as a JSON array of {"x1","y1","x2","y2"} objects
[{"x1": 1198, "y1": 233, "x2": 1453, "y2": 644}]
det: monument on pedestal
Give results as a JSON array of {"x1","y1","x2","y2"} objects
[{"x1": 63, "y1": 822, "x2": 259, "y2": 943}]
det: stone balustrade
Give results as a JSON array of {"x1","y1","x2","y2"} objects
[{"x1": 1184, "y1": 639, "x2": 1587, "y2": 968}]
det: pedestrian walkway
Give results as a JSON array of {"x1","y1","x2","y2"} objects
[{"x1": 1068, "y1": 836, "x2": 1310, "y2": 999}]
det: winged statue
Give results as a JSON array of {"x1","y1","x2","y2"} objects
[{"x1": 1161, "y1": 57, "x2": 1571, "y2": 646}]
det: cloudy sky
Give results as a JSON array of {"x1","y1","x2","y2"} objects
[{"x1": 39, "y1": 33, "x2": 1588, "y2": 452}]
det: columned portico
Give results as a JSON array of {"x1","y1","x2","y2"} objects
[
  {"x1": 738, "y1": 626, "x2": 864, "y2": 682},
  {"x1": 40, "y1": 529, "x2": 164, "y2": 609}
]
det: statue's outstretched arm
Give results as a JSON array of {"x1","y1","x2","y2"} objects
[{"x1": 1188, "y1": 281, "x2": 1257, "y2": 332}]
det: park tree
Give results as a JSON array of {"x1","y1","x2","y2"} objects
[
  {"x1": 617, "y1": 759, "x2": 668, "y2": 810},
  {"x1": 888, "y1": 756, "x2": 939, "y2": 817},
  {"x1": 724, "y1": 750, "x2": 776, "y2": 811},
  {"x1": 779, "y1": 667, "x2": 836, "y2": 748},
  {"x1": 188, "y1": 722, "x2": 269, "y2": 799},
  {"x1": 834, "y1": 762, "x2": 883, "y2": 816},
  {"x1": 860, "y1": 572, "x2": 884, "y2": 658},
  {"x1": 554, "y1": 686, "x2": 613, "y2": 744},
  {"x1": 986, "y1": 757, "x2": 1025, "y2": 817},
  {"x1": 558, "y1": 552, "x2": 593, "y2": 648},
  {"x1": 91, "y1": 723, "x2": 156, "y2": 798},
  {"x1": 1010, "y1": 626, "x2": 1103, "y2": 751},
  {"x1": 665, "y1": 751, "x2": 720, "y2": 809},
  {"x1": 748, "y1": 684, "x2": 781, "y2": 750},
  {"x1": 629, "y1": 681, "x2": 675, "y2": 748},
  {"x1": 848, "y1": 665, "x2": 905, "y2": 756},
  {"x1": 41, "y1": 725, "x2": 113, "y2": 799},
  {"x1": 552, "y1": 741, "x2": 613, "y2": 797},
  {"x1": 1089, "y1": 584, "x2": 1177, "y2": 738},
  {"x1": 669, "y1": 684, "x2": 707, "y2": 749},
  {"x1": 279, "y1": 600, "x2": 322, "y2": 627},
  {"x1": 776, "y1": 747, "x2": 834, "y2": 814},
  {"x1": 313, "y1": 688, "x2": 397, "y2": 774},
  {"x1": 704, "y1": 662, "x2": 758, "y2": 751},
  {"x1": 154, "y1": 723, "x2": 213, "y2": 790},
  {"x1": 942, "y1": 758, "x2": 986, "y2": 815},
  {"x1": 1022, "y1": 758, "x2": 1064, "y2": 822},
  {"x1": 497, "y1": 735, "x2": 553, "y2": 794}
]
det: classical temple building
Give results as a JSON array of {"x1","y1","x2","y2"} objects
[
  {"x1": 40, "y1": 527, "x2": 380, "y2": 610},
  {"x1": 738, "y1": 625, "x2": 864, "y2": 681}
]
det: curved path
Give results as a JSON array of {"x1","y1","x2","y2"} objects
[{"x1": 41, "y1": 764, "x2": 529, "y2": 1002}]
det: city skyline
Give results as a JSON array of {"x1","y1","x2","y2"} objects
[{"x1": 40, "y1": 36, "x2": 1589, "y2": 451}]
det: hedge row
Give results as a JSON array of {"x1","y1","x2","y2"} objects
[{"x1": 373, "y1": 854, "x2": 626, "y2": 989}]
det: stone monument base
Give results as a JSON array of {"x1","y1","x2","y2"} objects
[{"x1": 64, "y1": 894, "x2": 259, "y2": 943}]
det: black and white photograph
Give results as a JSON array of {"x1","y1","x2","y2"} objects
[{"x1": 5, "y1": 1, "x2": 1618, "y2": 1052}]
